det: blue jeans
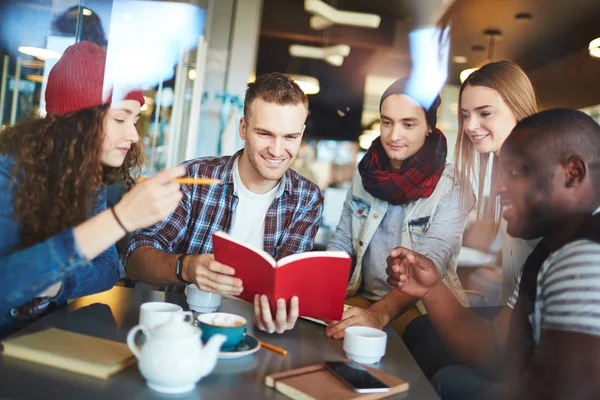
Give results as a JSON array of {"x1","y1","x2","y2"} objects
[{"x1": 432, "y1": 365, "x2": 510, "y2": 400}]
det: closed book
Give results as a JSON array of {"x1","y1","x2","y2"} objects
[
  {"x1": 265, "y1": 363, "x2": 409, "y2": 400},
  {"x1": 212, "y1": 231, "x2": 351, "y2": 321},
  {"x1": 1, "y1": 328, "x2": 136, "y2": 379}
]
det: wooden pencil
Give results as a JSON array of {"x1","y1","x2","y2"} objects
[
  {"x1": 259, "y1": 340, "x2": 288, "y2": 356},
  {"x1": 137, "y1": 177, "x2": 221, "y2": 185}
]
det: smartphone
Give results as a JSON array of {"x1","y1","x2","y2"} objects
[{"x1": 324, "y1": 361, "x2": 390, "y2": 393}]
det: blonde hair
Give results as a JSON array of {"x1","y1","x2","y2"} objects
[{"x1": 454, "y1": 61, "x2": 538, "y2": 225}]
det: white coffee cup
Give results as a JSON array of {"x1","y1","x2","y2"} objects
[
  {"x1": 185, "y1": 285, "x2": 222, "y2": 313},
  {"x1": 343, "y1": 326, "x2": 387, "y2": 364},
  {"x1": 139, "y1": 302, "x2": 193, "y2": 330}
]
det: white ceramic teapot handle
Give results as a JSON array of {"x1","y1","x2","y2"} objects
[{"x1": 127, "y1": 325, "x2": 150, "y2": 359}]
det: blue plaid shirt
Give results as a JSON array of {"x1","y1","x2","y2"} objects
[{"x1": 125, "y1": 150, "x2": 324, "y2": 291}]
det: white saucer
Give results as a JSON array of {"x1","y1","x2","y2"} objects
[{"x1": 218, "y1": 334, "x2": 261, "y2": 360}]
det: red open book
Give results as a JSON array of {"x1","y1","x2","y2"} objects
[{"x1": 212, "y1": 231, "x2": 351, "y2": 321}]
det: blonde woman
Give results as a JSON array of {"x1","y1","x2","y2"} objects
[
  {"x1": 400, "y1": 61, "x2": 540, "y2": 381},
  {"x1": 455, "y1": 60, "x2": 539, "y2": 304}
]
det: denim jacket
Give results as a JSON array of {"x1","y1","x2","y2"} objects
[
  {"x1": 328, "y1": 164, "x2": 470, "y2": 313},
  {"x1": 0, "y1": 155, "x2": 122, "y2": 329}
]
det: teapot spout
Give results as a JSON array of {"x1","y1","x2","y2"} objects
[{"x1": 198, "y1": 334, "x2": 227, "y2": 378}]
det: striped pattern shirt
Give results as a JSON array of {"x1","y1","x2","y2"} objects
[
  {"x1": 125, "y1": 150, "x2": 323, "y2": 292},
  {"x1": 507, "y1": 239, "x2": 600, "y2": 344}
]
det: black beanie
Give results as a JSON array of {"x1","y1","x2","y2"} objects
[{"x1": 379, "y1": 77, "x2": 442, "y2": 129}]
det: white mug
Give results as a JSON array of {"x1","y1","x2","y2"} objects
[
  {"x1": 139, "y1": 302, "x2": 193, "y2": 330},
  {"x1": 343, "y1": 326, "x2": 387, "y2": 364},
  {"x1": 185, "y1": 285, "x2": 222, "y2": 313}
]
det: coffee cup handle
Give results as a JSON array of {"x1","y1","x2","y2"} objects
[
  {"x1": 127, "y1": 325, "x2": 150, "y2": 359},
  {"x1": 172, "y1": 311, "x2": 194, "y2": 324},
  {"x1": 183, "y1": 311, "x2": 194, "y2": 323}
]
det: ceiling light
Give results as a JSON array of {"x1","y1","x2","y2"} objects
[
  {"x1": 460, "y1": 67, "x2": 478, "y2": 83},
  {"x1": 188, "y1": 68, "x2": 197, "y2": 80},
  {"x1": 514, "y1": 12, "x2": 533, "y2": 22},
  {"x1": 82, "y1": 8, "x2": 93, "y2": 16},
  {"x1": 289, "y1": 44, "x2": 351, "y2": 66},
  {"x1": 21, "y1": 59, "x2": 44, "y2": 69},
  {"x1": 305, "y1": 0, "x2": 380, "y2": 30},
  {"x1": 25, "y1": 74, "x2": 45, "y2": 83},
  {"x1": 18, "y1": 46, "x2": 61, "y2": 61},
  {"x1": 452, "y1": 55, "x2": 468, "y2": 64},
  {"x1": 460, "y1": 29, "x2": 501, "y2": 83},
  {"x1": 290, "y1": 74, "x2": 320, "y2": 95},
  {"x1": 589, "y1": 37, "x2": 600, "y2": 59}
]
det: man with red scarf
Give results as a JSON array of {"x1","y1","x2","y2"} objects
[{"x1": 326, "y1": 78, "x2": 472, "y2": 339}]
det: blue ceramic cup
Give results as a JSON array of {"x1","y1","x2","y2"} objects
[{"x1": 196, "y1": 312, "x2": 247, "y2": 350}]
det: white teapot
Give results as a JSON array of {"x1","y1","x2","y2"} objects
[{"x1": 127, "y1": 313, "x2": 226, "y2": 394}]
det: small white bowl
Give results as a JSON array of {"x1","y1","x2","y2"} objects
[
  {"x1": 343, "y1": 326, "x2": 387, "y2": 364},
  {"x1": 185, "y1": 285, "x2": 222, "y2": 313},
  {"x1": 188, "y1": 305, "x2": 219, "y2": 313}
]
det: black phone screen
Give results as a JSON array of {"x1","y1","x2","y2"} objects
[{"x1": 324, "y1": 361, "x2": 389, "y2": 392}]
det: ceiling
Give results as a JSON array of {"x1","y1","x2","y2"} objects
[{"x1": 256, "y1": 0, "x2": 600, "y2": 141}]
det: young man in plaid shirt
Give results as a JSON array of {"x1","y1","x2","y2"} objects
[
  {"x1": 125, "y1": 73, "x2": 323, "y2": 334},
  {"x1": 325, "y1": 78, "x2": 471, "y2": 340}
]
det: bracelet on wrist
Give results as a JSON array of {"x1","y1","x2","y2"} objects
[{"x1": 109, "y1": 206, "x2": 129, "y2": 234}]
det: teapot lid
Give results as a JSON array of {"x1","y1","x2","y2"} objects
[{"x1": 152, "y1": 319, "x2": 199, "y2": 338}]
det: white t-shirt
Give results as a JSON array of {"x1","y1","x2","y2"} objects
[{"x1": 229, "y1": 158, "x2": 280, "y2": 250}]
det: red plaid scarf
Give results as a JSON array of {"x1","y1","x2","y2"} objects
[{"x1": 358, "y1": 129, "x2": 447, "y2": 205}]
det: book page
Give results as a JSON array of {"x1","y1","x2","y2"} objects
[{"x1": 277, "y1": 251, "x2": 350, "y2": 268}]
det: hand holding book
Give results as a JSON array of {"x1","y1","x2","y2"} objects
[
  {"x1": 180, "y1": 253, "x2": 243, "y2": 296},
  {"x1": 254, "y1": 294, "x2": 299, "y2": 334}
]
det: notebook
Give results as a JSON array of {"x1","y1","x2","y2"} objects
[
  {"x1": 1, "y1": 328, "x2": 136, "y2": 379},
  {"x1": 265, "y1": 362, "x2": 409, "y2": 400}
]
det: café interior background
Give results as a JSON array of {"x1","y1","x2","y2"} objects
[{"x1": 1, "y1": 0, "x2": 600, "y2": 303}]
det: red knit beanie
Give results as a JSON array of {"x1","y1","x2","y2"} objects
[{"x1": 45, "y1": 41, "x2": 145, "y2": 115}]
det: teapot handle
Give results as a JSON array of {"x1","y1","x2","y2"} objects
[{"x1": 127, "y1": 325, "x2": 150, "y2": 359}]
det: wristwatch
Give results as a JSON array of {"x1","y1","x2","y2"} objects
[{"x1": 175, "y1": 254, "x2": 192, "y2": 284}]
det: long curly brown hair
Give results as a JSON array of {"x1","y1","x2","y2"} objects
[{"x1": 0, "y1": 105, "x2": 143, "y2": 248}]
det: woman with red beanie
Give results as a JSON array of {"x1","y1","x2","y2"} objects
[{"x1": 0, "y1": 41, "x2": 184, "y2": 335}]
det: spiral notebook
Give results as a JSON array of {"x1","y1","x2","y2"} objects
[{"x1": 1, "y1": 328, "x2": 136, "y2": 379}]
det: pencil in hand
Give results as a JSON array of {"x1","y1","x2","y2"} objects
[{"x1": 138, "y1": 177, "x2": 221, "y2": 185}]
